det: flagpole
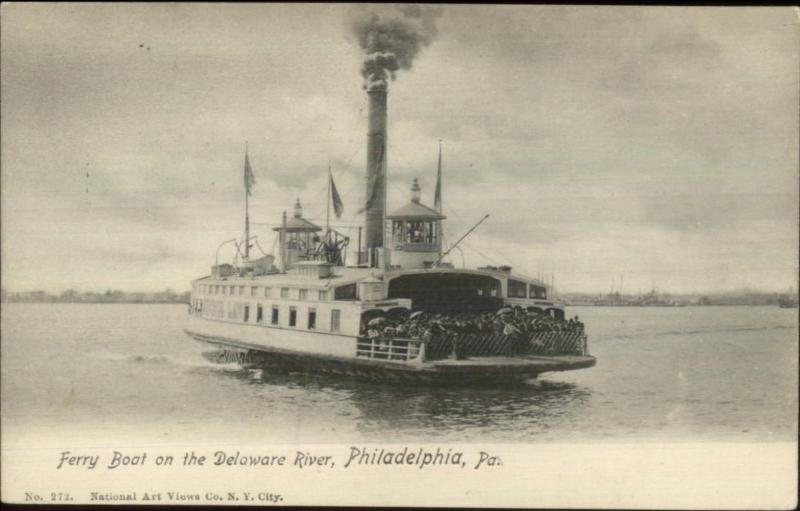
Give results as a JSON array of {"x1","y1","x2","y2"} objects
[
  {"x1": 436, "y1": 139, "x2": 443, "y2": 258},
  {"x1": 244, "y1": 141, "x2": 250, "y2": 261},
  {"x1": 326, "y1": 164, "x2": 331, "y2": 233},
  {"x1": 436, "y1": 139, "x2": 442, "y2": 212}
]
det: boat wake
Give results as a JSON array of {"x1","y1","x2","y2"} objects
[{"x1": 89, "y1": 350, "x2": 241, "y2": 371}]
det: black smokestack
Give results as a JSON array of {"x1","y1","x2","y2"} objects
[
  {"x1": 364, "y1": 88, "x2": 387, "y2": 252},
  {"x1": 350, "y1": 4, "x2": 442, "y2": 91},
  {"x1": 350, "y1": 5, "x2": 442, "y2": 258}
]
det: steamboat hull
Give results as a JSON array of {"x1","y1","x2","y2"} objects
[{"x1": 184, "y1": 325, "x2": 596, "y2": 384}]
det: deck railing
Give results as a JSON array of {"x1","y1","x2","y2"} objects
[
  {"x1": 425, "y1": 330, "x2": 588, "y2": 361},
  {"x1": 355, "y1": 329, "x2": 588, "y2": 363},
  {"x1": 355, "y1": 337, "x2": 426, "y2": 363}
]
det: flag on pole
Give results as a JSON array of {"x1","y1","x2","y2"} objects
[
  {"x1": 434, "y1": 141, "x2": 442, "y2": 212},
  {"x1": 244, "y1": 150, "x2": 256, "y2": 196},
  {"x1": 330, "y1": 169, "x2": 344, "y2": 219}
]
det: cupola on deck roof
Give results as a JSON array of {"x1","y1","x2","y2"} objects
[{"x1": 387, "y1": 178, "x2": 446, "y2": 270}]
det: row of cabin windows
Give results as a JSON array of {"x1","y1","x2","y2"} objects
[
  {"x1": 391, "y1": 220, "x2": 440, "y2": 244},
  {"x1": 192, "y1": 298, "x2": 342, "y2": 332},
  {"x1": 199, "y1": 299, "x2": 342, "y2": 333},
  {"x1": 507, "y1": 279, "x2": 548, "y2": 299},
  {"x1": 197, "y1": 284, "x2": 329, "y2": 301}
]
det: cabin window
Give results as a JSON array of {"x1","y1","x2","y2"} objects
[
  {"x1": 508, "y1": 279, "x2": 527, "y2": 298},
  {"x1": 256, "y1": 304, "x2": 263, "y2": 324},
  {"x1": 280, "y1": 288, "x2": 289, "y2": 298},
  {"x1": 330, "y1": 309, "x2": 341, "y2": 332},
  {"x1": 407, "y1": 221, "x2": 424, "y2": 243},
  {"x1": 289, "y1": 306, "x2": 297, "y2": 327},
  {"x1": 243, "y1": 305, "x2": 250, "y2": 323},
  {"x1": 318, "y1": 290, "x2": 329, "y2": 301},
  {"x1": 299, "y1": 289, "x2": 308, "y2": 300},
  {"x1": 229, "y1": 285, "x2": 235, "y2": 295},
  {"x1": 308, "y1": 308, "x2": 317, "y2": 330},
  {"x1": 392, "y1": 220, "x2": 405, "y2": 243},
  {"x1": 271, "y1": 305, "x2": 279, "y2": 325},
  {"x1": 334, "y1": 284, "x2": 356, "y2": 300},
  {"x1": 250, "y1": 286, "x2": 257, "y2": 297},
  {"x1": 529, "y1": 284, "x2": 546, "y2": 299},
  {"x1": 263, "y1": 287, "x2": 271, "y2": 298}
]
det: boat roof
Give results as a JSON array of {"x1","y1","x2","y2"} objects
[
  {"x1": 196, "y1": 266, "x2": 547, "y2": 288},
  {"x1": 386, "y1": 201, "x2": 446, "y2": 220},
  {"x1": 271, "y1": 216, "x2": 322, "y2": 232},
  {"x1": 197, "y1": 266, "x2": 378, "y2": 288},
  {"x1": 386, "y1": 267, "x2": 546, "y2": 287}
]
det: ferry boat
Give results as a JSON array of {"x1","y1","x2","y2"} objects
[{"x1": 185, "y1": 86, "x2": 596, "y2": 384}]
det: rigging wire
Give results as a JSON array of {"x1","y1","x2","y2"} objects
[{"x1": 254, "y1": 238, "x2": 269, "y2": 257}]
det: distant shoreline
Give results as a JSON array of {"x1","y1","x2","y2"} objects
[
  {"x1": 1, "y1": 289, "x2": 190, "y2": 305},
  {"x1": 1, "y1": 299, "x2": 189, "y2": 304},
  {"x1": 2, "y1": 289, "x2": 793, "y2": 307},
  {"x1": 0, "y1": 301, "x2": 789, "y2": 307}
]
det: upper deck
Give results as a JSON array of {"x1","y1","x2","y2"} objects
[{"x1": 192, "y1": 264, "x2": 563, "y2": 318}]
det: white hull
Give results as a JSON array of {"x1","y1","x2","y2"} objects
[
  {"x1": 186, "y1": 315, "x2": 358, "y2": 360},
  {"x1": 184, "y1": 315, "x2": 596, "y2": 383}
]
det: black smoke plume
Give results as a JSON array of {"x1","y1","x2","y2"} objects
[{"x1": 349, "y1": 4, "x2": 443, "y2": 91}]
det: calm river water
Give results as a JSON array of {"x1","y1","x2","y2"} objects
[{"x1": 1, "y1": 303, "x2": 796, "y2": 446}]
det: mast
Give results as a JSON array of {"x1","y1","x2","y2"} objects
[
  {"x1": 435, "y1": 140, "x2": 443, "y2": 259},
  {"x1": 326, "y1": 164, "x2": 331, "y2": 232},
  {"x1": 245, "y1": 143, "x2": 250, "y2": 260},
  {"x1": 357, "y1": 226, "x2": 362, "y2": 265},
  {"x1": 242, "y1": 142, "x2": 256, "y2": 261},
  {"x1": 280, "y1": 210, "x2": 288, "y2": 272}
]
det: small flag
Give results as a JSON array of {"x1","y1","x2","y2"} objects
[
  {"x1": 244, "y1": 150, "x2": 256, "y2": 196},
  {"x1": 330, "y1": 168, "x2": 344, "y2": 218},
  {"x1": 434, "y1": 141, "x2": 442, "y2": 212}
]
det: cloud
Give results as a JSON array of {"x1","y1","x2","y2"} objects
[{"x1": 1, "y1": 4, "x2": 797, "y2": 294}]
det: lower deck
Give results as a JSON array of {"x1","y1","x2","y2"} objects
[{"x1": 185, "y1": 316, "x2": 596, "y2": 383}]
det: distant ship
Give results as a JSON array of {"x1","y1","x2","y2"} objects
[
  {"x1": 185, "y1": 85, "x2": 595, "y2": 384},
  {"x1": 634, "y1": 286, "x2": 685, "y2": 307},
  {"x1": 778, "y1": 289, "x2": 798, "y2": 309},
  {"x1": 581, "y1": 285, "x2": 685, "y2": 307}
]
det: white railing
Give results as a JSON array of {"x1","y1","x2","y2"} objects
[{"x1": 355, "y1": 337, "x2": 426, "y2": 363}]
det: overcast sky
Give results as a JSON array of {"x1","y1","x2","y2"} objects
[{"x1": 2, "y1": 4, "x2": 798, "y2": 294}]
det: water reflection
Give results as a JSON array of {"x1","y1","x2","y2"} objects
[
  {"x1": 347, "y1": 379, "x2": 591, "y2": 440},
  {"x1": 211, "y1": 357, "x2": 592, "y2": 441}
]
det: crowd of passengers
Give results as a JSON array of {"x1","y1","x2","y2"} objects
[{"x1": 361, "y1": 306, "x2": 585, "y2": 341}]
